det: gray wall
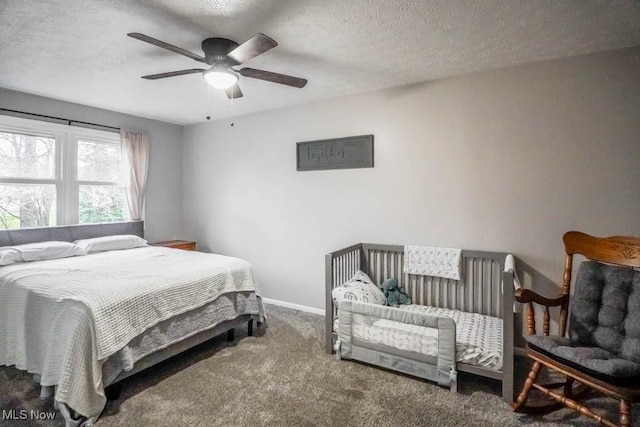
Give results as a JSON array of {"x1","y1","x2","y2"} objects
[
  {"x1": 182, "y1": 46, "x2": 640, "y2": 311},
  {"x1": 0, "y1": 88, "x2": 184, "y2": 242}
]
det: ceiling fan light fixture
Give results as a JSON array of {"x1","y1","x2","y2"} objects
[{"x1": 203, "y1": 65, "x2": 238, "y2": 89}]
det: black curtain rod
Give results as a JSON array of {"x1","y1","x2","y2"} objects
[{"x1": 0, "y1": 108, "x2": 121, "y2": 133}]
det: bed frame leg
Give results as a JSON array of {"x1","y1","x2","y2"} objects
[
  {"x1": 105, "y1": 383, "x2": 121, "y2": 401},
  {"x1": 248, "y1": 319, "x2": 254, "y2": 336},
  {"x1": 226, "y1": 328, "x2": 235, "y2": 342}
]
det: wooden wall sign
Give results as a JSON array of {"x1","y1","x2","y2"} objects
[{"x1": 296, "y1": 134, "x2": 374, "y2": 171}]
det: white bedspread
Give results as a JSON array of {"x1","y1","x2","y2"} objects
[{"x1": 0, "y1": 246, "x2": 261, "y2": 422}]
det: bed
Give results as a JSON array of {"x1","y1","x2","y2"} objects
[
  {"x1": 325, "y1": 243, "x2": 516, "y2": 402},
  {"x1": 0, "y1": 221, "x2": 265, "y2": 426}
]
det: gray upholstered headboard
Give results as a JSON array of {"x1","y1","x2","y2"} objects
[{"x1": 0, "y1": 221, "x2": 144, "y2": 246}]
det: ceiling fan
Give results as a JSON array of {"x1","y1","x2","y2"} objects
[{"x1": 127, "y1": 32, "x2": 308, "y2": 99}]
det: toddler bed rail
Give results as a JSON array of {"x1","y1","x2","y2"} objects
[{"x1": 325, "y1": 243, "x2": 515, "y2": 402}]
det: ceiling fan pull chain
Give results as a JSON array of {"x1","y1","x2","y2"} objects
[
  {"x1": 230, "y1": 93, "x2": 234, "y2": 127},
  {"x1": 206, "y1": 82, "x2": 212, "y2": 121}
]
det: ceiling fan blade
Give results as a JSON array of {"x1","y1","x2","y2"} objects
[
  {"x1": 238, "y1": 68, "x2": 307, "y2": 88},
  {"x1": 225, "y1": 83, "x2": 243, "y2": 99},
  {"x1": 227, "y1": 33, "x2": 277, "y2": 64},
  {"x1": 128, "y1": 33, "x2": 207, "y2": 63},
  {"x1": 141, "y1": 69, "x2": 206, "y2": 80}
]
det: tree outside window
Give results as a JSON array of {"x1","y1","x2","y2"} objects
[
  {"x1": 77, "y1": 140, "x2": 128, "y2": 224},
  {"x1": 0, "y1": 131, "x2": 56, "y2": 229}
]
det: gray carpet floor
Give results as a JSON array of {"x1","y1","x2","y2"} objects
[{"x1": 1, "y1": 303, "x2": 638, "y2": 426}]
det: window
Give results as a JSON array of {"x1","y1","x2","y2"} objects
[
  {"x1": 0, "y1": 131, "x2": 57, "y2": 228},
  {"x1": 0, "y1": 115, "x2": 129, "y2": 229},
  {"x1": 76, "y1": 138, "x2": 128, "y2": 224}
]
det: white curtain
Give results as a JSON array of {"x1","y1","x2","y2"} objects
[{"x1": 120, "y1": 129, "x2": 150, "y2": 220}]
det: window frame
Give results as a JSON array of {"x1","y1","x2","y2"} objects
[{"x1": 0, "y1": 115, "x2": 128, "y2": 228}]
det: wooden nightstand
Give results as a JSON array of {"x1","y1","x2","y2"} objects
[{"x1": 151, "y1": 240, "x2": 196, "y2": 251}]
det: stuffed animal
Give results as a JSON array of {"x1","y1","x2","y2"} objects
[{"x1": 380, "y1": 278, "x2": 412, "y2": 307}]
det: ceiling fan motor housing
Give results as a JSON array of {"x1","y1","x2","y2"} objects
[{"x1": 202, "y1": 38, "x2": 239, "y2": 65}]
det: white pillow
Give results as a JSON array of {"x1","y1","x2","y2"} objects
[
  {"x1": 0, "y1": 241, "x2": 86, "y2": 264},
  {"x1": 331, "y1": 270, "x2": 386, "y2": 306},
  {"x1": 74, "y1": 234, "x2": 148, "y2": 253},
  {"x1": 0, "y1": 248, "x2": 21, "y2": 266}
]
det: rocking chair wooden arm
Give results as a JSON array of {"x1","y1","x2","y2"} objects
[
  {"x1": 514, "y1": 289, "x2": 569, "y2": 337},
  {"x1": 514, "y1": 288, "x2": 568, "y2": 308}
]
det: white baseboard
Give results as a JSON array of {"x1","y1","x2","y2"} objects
[{"x1": 261, "y1": 298, "x2": 325, "y2": 316}]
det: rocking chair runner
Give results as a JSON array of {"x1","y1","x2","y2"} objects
[{"x1": 512, "y1": 231, "x2": 640, "y2": 427}]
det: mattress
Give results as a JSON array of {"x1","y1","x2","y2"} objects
[
  {"x1": 0, "y1": 246, "x2": 264, "y2": 423},
  {"x1": 348, "y1": 304, "x2": 503, "y2": 371}
]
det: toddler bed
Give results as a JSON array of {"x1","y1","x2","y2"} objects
[{"x1": 325, "y1": 243, "x2": 517, "y2": 402}]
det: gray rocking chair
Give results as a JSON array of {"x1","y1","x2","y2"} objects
[{"x1": 512, "y1": 231, "x2": 640, "y2": 427}]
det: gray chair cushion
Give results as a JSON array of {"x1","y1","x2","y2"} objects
[
  {"x1": 526, "y1": 261, "x2": 640, "y2": 386},
  {"x1": 527, "y1": 335, "x2": 640, "y2": 386},
  {"x1": 570, "y1": 261, "x2": 640, "y2": 364}
]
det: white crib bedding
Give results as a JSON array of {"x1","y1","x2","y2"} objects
[{"x1": 345, "y1": 304, "x2": 503, "y2": 371}]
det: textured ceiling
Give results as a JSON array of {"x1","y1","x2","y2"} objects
[{"x1": 1, "y1": 0, "x2": 640, "y2": 125}]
